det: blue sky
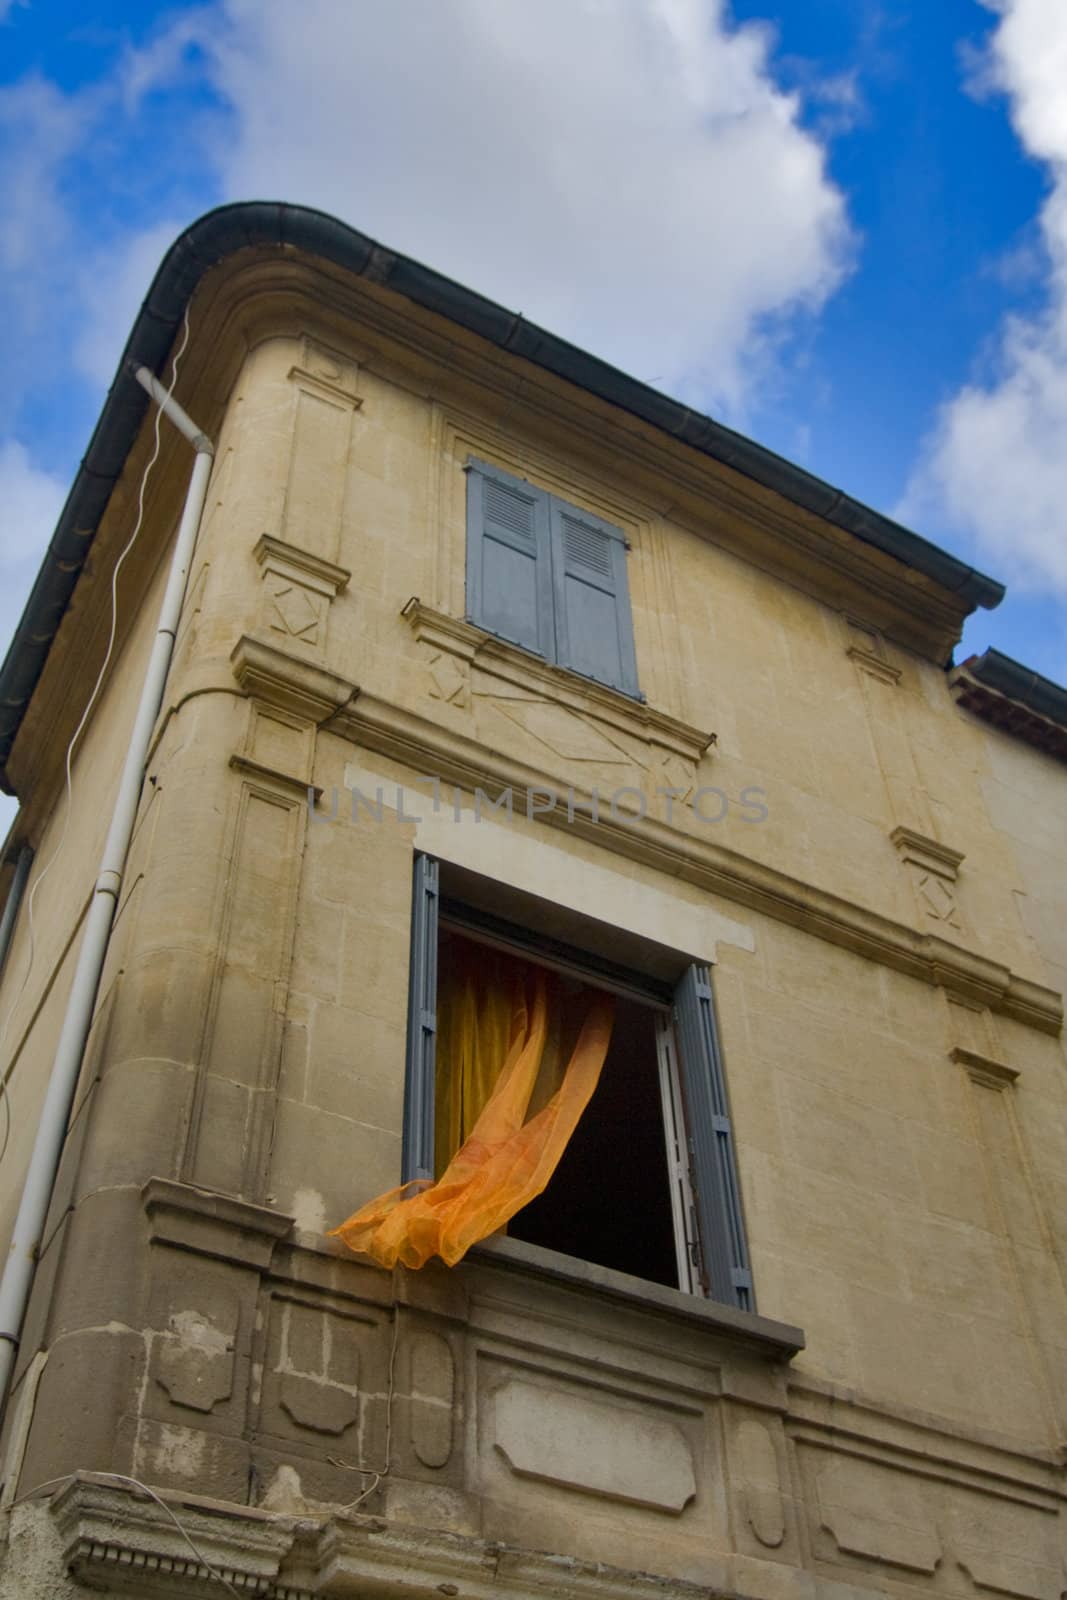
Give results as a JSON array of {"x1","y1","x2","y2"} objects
[{"x1": 2, "y1": 0, "x2": 1067, "y2": 831}]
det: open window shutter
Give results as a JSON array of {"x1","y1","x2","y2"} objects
[
  {"x1": 466, "y1": 459, "x2": 553, "y2": 659},
  {"x1": 549, "y1": 500, "x2": 639, "y2": 695},
  {"x1": 402, "y1": 854, "x2": 439, "y2": 1182},
  {"x1": 673, "y1": 963, "x2": 754, "y2": 1310}
]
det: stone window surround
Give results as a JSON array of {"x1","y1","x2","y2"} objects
[{"x1": 404, "y1": 868, "x2": 758, "y2": 1312}]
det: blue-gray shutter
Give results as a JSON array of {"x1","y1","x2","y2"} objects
[
  {"x1": 548, "y1": 500, "x2": 639, "y2": 696},
  {"x1": 401, "y1": 853, "x2": 439, "y2": 1182},
  {"x1": 466, "y1": 459, "x2": 553, "y2": 659},
  {"x1": 673, "y1": 963, "x2": 754, "y2": 1310}
]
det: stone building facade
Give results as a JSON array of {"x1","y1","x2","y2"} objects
[{"x1": 0, "y1": 203, "x2": 1063, "y2": 1598}]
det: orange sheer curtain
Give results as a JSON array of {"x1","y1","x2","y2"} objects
[{"x1": 330, "y1": 940, "x2": 614, "y2": 1269}]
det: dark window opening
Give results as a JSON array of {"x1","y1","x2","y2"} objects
[
  {"x1": 507, "y1": 995, "x2": 679, "y2": 1289},
  {"x1": 404, "y1": 854, "x2": 754, "y2": 1309}
]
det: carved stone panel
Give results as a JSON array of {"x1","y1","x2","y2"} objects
[
  {"x1": 145, "y1": 1252, "x2": 252, "y2": 1437},
  {"x1": 802, "y1": 1445, "x2": 942, "y2": 1575},
  {"x1": 892, "y1": 824, "x2": 966, "y2": 932},
  {"x1": 408, "y1": 1330, "x2": 456, "y2": 1470},
  {"x1": 733, "y1": 1417, "x2": 787, "y2": 1551},
  {"x1": 490, "y1": 1376, "x2": 696, "y2": 1514},
  {"x1": 257, "y1": 1293, "x2": 372, "y2": 1450},
  {"x1": 281, "y1": 337, "x2": 362, "y2": 563},
  {"x1": 254, "y1": 533, "x2": 351, "y2": 665}
]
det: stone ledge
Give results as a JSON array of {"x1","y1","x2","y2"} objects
[
  {"x1": 402, "y1": 597, "x2": 716, "y2": 765},
  {"x1": 50, "y1": 1474, "x2": 308, "y2": 1598},
  {"x1": 890, "y1": 825, "x2": 965, "y2": 881},
  {"x1": 254, "y1": 535, "x2": 352, "y2": 599},
  {"x1": 230, "y1": 634, "x2": 358, "y2": 724},
  {"x1": 950, "y1": 1045, "x2": 1020, "y2": 1089},
  {"x1": 143, "y1": 1178, "x2": 294, "y2": 1271},
  {"x1": 788, "y1": 1376, "x2": 1063, "y2": 1500},
  {"x1": 470, "y1": 1235, "x2": 804, "y2": 1362},
  {"x1": 327, "y1": 689, "x2": 1064, "y2": 1036},
  {"x1": 48, "y1": 1475, "x2": 728, "y2": 1600}
]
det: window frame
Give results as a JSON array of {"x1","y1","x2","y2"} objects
[
  {"x1": 401, "y1": 853, "x2": 754, "y2": 1311},
  {"x1": 464, "y1": 456, "x2": 641, "y2": 700}
]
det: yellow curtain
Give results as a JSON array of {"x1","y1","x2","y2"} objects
[{"x1": 330, "y1": 941, "x2": 614, "y2": 1269}]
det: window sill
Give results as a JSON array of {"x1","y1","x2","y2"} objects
[
  {"x1": 469, "y1": 1234, "x2": 804, "y2": 1362},
  {"x1": 402, "y1": 597, "x2": 715, "y2": 770}
]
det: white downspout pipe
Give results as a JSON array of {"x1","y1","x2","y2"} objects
[{"x1": 0, "y1": 370, "x2": 213, "y2": 1414}]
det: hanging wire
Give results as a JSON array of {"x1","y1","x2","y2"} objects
[{"x1": 0, "y1": 307, "x2": 192, "y2": 1174}]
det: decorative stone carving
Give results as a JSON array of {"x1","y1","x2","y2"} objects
[
  {"x1": 401, "y1": 597, "x2": 715, "y2": 814},
  {"x1": 260, "y1": 1296, "x2": 366, "y2": 1445},
  {"x1": 809, "y1": 1450, "x2": 941, "y2": 1574},
  {"x1": 280, "y1": 1372, "x2": 359, "y2": 1436},
  {"x1": 735, "y1": 1419, "x2": 786, "y2": 1549},
  {"x1": 52, "y1": 1473, "x2": 731, "y2": 1600},
  {"x1": 427, "y1": 650, "x2": 469, "y2": 709},
  {"x1": 892, "y1": 824, "x2": 965, "y2": 931},
  {"x1": 281, "y1": 338, "x2": 362, "y2": 562},
  {"x1": 231, "y1": 633, "x2": 357, "y2": 725},
  {"x1": 409, "y1": 1330, "x2": 455, "y2": 1469},
  {"x1": 950, "y1": 1495, "x2": 1064, "y2": 1600},
  {"x1": 332, "y1": 686, "x2": 1063, "y2": 1034},
  {"x1": 254, "y1": 534, "x2": 351, "y2": 662},
  {"x1": 951, "y1": 1044, "x2": 1020, "y2": 1089},
  {"x1": 493, "y1": 700, "x2": 633, "y2": 766},
  {"x1": 153, "y1": 1306, "x2": 236, "y2": 1415},
  {"x1": 491, "y1": 1378, "x2": 696, "y2": 1514},
  {"x1": 842, "y1": 615, "x2": 902, "y2": 685}
]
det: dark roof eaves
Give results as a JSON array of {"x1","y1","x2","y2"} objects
[{"x1": 0, "y1": 201, "x2": 1007, "y2": 789}]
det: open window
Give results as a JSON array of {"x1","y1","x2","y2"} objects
[{"x1": 401, "y1": 854, "x2": 754, "y2": 1310}]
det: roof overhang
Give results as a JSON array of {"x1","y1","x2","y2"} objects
[
  {"x1": 0, "y1": 201, "x2": 1007, "y2": 791},
  {"x1": 950, "y1": 649, "x2": 1067, "y2": 762}
]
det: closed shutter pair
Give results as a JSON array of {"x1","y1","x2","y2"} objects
[{"x1": 466, "y1": 457, "x2": 640, "y2": 698}]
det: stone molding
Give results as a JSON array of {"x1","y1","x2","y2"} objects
[
  {"x1": 51, "y1": 1475, "x2": 311, "y2": 1599},
  {"x1": 842, "y1": 615, "x2": 903, "y2": 686},
  {"x1": 891, "y1": 825, "x2": 965, "y2": 881},
  {"x1": 472, "y1": 1234, "x2": 803, "y2": 1360},
  {"x1": 326, "y1": 689, "x2": 1062, "y2": 1036},
  {"x1": 401, "y1": 597, "x2": 716, "y2": 766},
  {"x1": 892, "y1": 824, "x2": 966, "y2": 931},
  {"x1": 255, "y1": 535, "x2": 352, "y2": 600},
  {"x1": 788, "y1": 1378, "x2": 1062, "y2": 1512},
  {"x1": 950, "y1": 1045, "x2": 1020, "y2": 1089},
  {"x1": 231, "y1": 634, "x2": 358, "y2": 724},
  {"x1": 144, "y1": 1177, "x2": 294, "y2": 1270},
  {"x1": 49, "y1": 1475, "x2": 724, "y2": 1600}
]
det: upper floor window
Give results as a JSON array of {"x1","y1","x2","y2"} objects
[
  {"x1": 401, "y1": 856, "x2": 754, "y2": 1311},
  {"x1": 465, "y1": 457, "x2": 640, "y2": 698}
]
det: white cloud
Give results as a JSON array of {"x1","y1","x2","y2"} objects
[
  {"x1": 112, "y1": 0, "x2": 853, "y2": 414},
  {"x1": 75, "y1": 219, "x2": 189, "y2": 388},
  {"x1": 0, "y1": 440, "x2": 65, "y2": 574},
  {"x1": 0, "y1": 74, "x2": 89, "y2": 297},
  {"x1": 0, "y1": 441, "x2": 66, "y2": 705},
  {"x1": 902, "y1": 0, "x2": 1067, "y2": 595}
]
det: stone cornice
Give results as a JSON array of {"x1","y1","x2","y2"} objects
[
  {"x1": 179, "y1": 263, "x2": 980, "y2": 661},
  {"x1": 143, "y1": 1176, "x2": 294, "y2": 1270},
  {"x1": 49, "y1": 1475, "x2": 721, "y2": 1600},
  {"x1": 326, "y1": 689, "x2": 1062, "y2": 1036},
  {"x1": 254, "y1": 534, "x2": 352, "y2": 598},
  {"x1": 402, "y1": 596, "x2": 716, "y2": 764},
  {"x1": 230, "y1": 634, "x2": 358, "y2": 724},
  {"x1": 950, "y1": 1046, "x2": 1021, "y2": 1090},
  {"x1": 51, "y1": 1475, "x2": 309, "y2": 1599},
  {"x1": 891, "y1": 825, "x2": 965, "y2": 881}
]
